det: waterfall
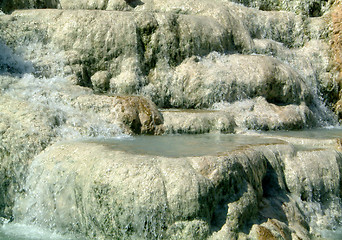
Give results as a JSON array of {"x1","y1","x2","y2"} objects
[
  {"x1": 0, "y1": 41, "x2": 124, "y2": 140},
  {"x1": 1, "y1": 0, "x2": 342, "y2": 239}
]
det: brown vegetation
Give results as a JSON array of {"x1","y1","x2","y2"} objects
[
  {"x1": 331, "y1": 0, "x2": 342, "y2": 118},
  {"x1": 255, "y1": 225, "x2": 277, "y2": 240},
  {"x1": 331, "y1": 0, "x2": 342, "y2": 83}
]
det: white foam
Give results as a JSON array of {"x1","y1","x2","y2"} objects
[{"x1": 0, "y1": 41, "x2": 33, "y2": 74}]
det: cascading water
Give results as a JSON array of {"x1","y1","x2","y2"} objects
[
  {"x1": 0, "y1": 42, "x2": 125, "y2": 239},
  {"x1": 1, "y1": 1, "x2": 342, "y2": 239},
  {"x1": 0, "y1": 42, "x2": 124, "y2": 140}
]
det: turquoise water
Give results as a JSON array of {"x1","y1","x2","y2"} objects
[
  {"x1": 89, "y1": 133, "x2": 285, "y2": 157},
  {"x1": 264, "y1": 127, "x2": 342, "y2": 139},
  {"x1": 88, "y1": 127, "x2": 342, "y2": 158},
  {"x1": 0, "y1": 223, "x2": 85, "y2": 240},
  {"x1": 318, "y1": 229, "x2": 342, "y2": 240}
]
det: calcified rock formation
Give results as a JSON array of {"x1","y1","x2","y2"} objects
[
  {"x1": 0, "y1": 0, "x2": 339, "y2": 129},
  {"x1": 332, "y1": 0, "x2": 342, "y2": 118},
  {"x1": 13, "y1": 138, "x2": 342, "y2": 240},
  {"x1": 0, "y1": 0, "x2": 342, "y2": 239},
  {"x1": 0, "y1": 75, "x2": 163, "y2": 218}
]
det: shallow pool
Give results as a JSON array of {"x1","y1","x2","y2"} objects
[
  {"x1": 86, "y1": 133, "x2": 285, "y2": 157},
  {"x1": 263, "y1": 127, "x2": 342, "y2": 139}
]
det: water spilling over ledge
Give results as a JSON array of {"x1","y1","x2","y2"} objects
[
  {"x1": 1, "y1": 0, "x2": 342, "y2": 239},
  {"x1": 6, "y1": 131, "x2": 342, "y2": 240}
]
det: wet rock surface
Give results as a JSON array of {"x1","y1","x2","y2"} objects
[
  {"x1": 0, "y1": 75, "x2": 163, "y2": 218},
  {"x1": 332, "y1": 1, "x2": 342, "y2": 120},
  {"x1": 12, "y1": 137, "x2": 342, "y2": 239},
  {"x1": 0, "y1": 94, "x2": 55, "y2": 218},
  {"x1": 0, "y1": 2, "x2": 337, "y2": 114},
  {"x1": 215, "y1": 97, "x2": 317, "y2": 131},
  {"x1": 162, "y1": 109, "x2": 235, "y2": 134},
  {"x1": 0, "y1": 0, "x2": 342, "y2": 239},
  {"x1": 110, "y1": 95, "x2": 164, "y2": 134}
]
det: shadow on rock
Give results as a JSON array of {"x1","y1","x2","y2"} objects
[
  {"x1": 210, "y1": 160, "x2": 250, "y2": 232},
  {"x1": 209, "y1": 154, "x2": 295, "y2": 238},
  {"x1": 258, "y1": 162, "x2": 290, "y2": 224},
  {"x1": 245, "y1": 162, "x2": 303, "y2": 240},
  {"x1": 125, "y1": 0, "x2": 144, "y2": 8}
]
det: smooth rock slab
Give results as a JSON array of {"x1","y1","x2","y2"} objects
[{"x1": 14, "y1": 141, "x2": 216, "y2": 239}]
